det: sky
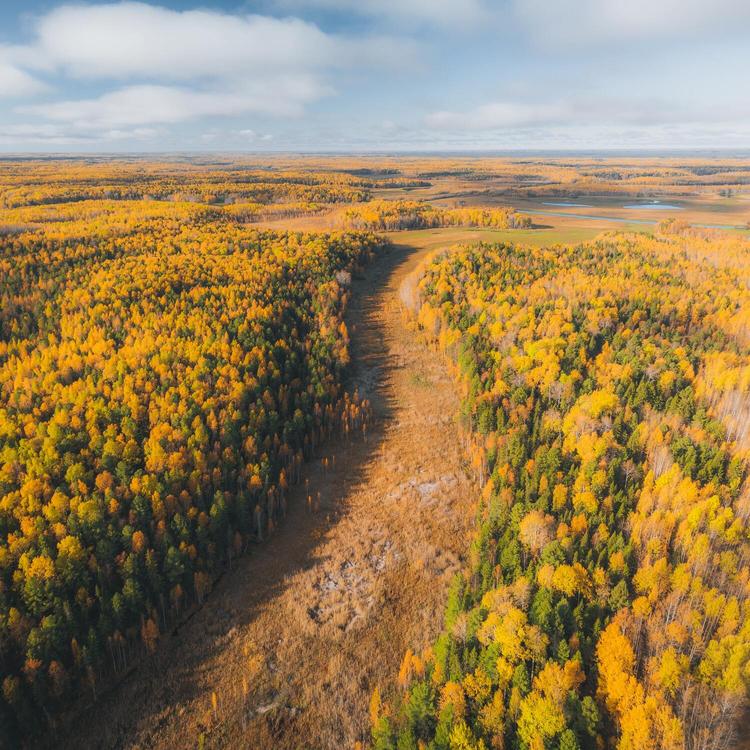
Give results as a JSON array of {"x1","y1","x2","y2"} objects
[{"x1": 0, "y1": 0, "x2": 748, "y2": 152}]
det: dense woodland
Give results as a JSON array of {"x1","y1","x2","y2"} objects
[
  {"x1": 342, "y1": 201, "x2": 532, "y2": 232},
  {"x1": 0, "y1": 162, "x2": 372, "y2": 209},
  {"x1": 375, "y1": 229, "x2": 750, "y2": 749},
  {"x1": 0, "y1": 164, "x2": 388, "y2": 744}
]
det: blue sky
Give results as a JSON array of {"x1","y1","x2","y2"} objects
[{"x1": 0, "y1": 0, "x2": 748, "y2": 152}]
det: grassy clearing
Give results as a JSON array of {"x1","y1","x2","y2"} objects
[{"x1": 385, "y1": 224, "x2": 646, "y2": 251}]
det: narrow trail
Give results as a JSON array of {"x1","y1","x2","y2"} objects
[{"x1": 60, "y1": 242, "x2": 476, "y2": 750}]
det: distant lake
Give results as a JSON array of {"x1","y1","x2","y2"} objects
[
  {"x1": 623, "y1": 202, "x2": 683, "y2": 210},
  {"x1": 542, "y1": 200, "x2": 684, "y2": 211},
  {"x1": 528, "y1": 208, "x2": 737, "y2": 230},
  {"x1": 542, "y1": 201, "x2": 593, "y2": 207}
]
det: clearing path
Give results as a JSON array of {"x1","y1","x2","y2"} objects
[{"x1": 60, "y1": 241, "x2": 476, "y2": 750}]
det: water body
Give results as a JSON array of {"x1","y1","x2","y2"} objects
[
  {"x1": 542, "y1": 201, "x2": 594, "y2": 208},
  {"x1": 528, "y1": 209, "x2": 738, "y2": 230},
  {"x1": 623, "y1": 202, "x2": 684, "y2": 210}
]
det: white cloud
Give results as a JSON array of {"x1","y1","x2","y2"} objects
[
  {"x1": 0, "y1": 2, "x2": 413, "y2": 133},
  {"x1": 421, "y1": 93, "x2": 750, "y2": 152},
  {"x1": 426, "y1": 101, "x2": 569, "y2": 130},
  {"x1": 236, "y1": 129, "x2": 273, "y2": 141},
  {"x1": 200, "y1": 129, "x2": 274, "y2": 145},
  {"x1": 34, "y1": 3, "x2": 330, "y2": 79},
  {"x1": 21, "y1": 2, "x2": 412, "y2": 79},
  {"x1": 0, "y1": 59, "x2": 47, "y2": 98},
  {"x1": 425, "y1": 96, "x2": 750, "y2": 136},
  {"x1": 512, "y1": 0, "x2": 750, "y2": 46},
  {"x1": 0, "y1": 123, "x2": 86, "y2": 145},
  {"x1": 103, "y1": 127, "x2": 160, "y2": 140},
  {"x1": 20, "y1": 77, "x2": 329, "y2": 129},
  {"x1": 0, "y1": 123, "x2": 160, "y2": 146}
]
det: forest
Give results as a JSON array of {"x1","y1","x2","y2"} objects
[
  {"x1": 0, "y1": 162, "x2": 388, "y2": 744},
  {"x1": 375, "y1": 227, "x2": 750, "y2": 750},
  {"x1": 342, "y1": 202, "x2": 532, "y2": 232},
  {"x1": 0, "y1": 157, "x2": 748, "y2": 749}
]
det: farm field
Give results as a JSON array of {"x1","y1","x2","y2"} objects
[{"x1": 0, "y1": 156, "x2": 748, "y2": 750}]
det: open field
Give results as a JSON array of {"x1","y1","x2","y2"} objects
[{"x1": 386, "y1": 225, "x2": 623, "y2": 250}]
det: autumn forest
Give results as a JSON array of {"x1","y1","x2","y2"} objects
[{"x1": 0, "y1": 157, "x2": 749, "y2": 750}]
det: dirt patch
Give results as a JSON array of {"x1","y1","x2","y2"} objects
[{"x1": 57, "y1": 241, "x2": 476, "y2": 750}]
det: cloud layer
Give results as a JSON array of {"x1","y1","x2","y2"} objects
[
  {"x1": 0, "y1": 1, "x2": 412, "y2": 143},
  {"x1": 426, "y1": 102, "x2": 569, "y2": 131},
  {"x1": 31, "y1": 3, "x2": 398, "y2": 79},
  {"x1": 512, "y1": 0, "x2": 750, "y2": 45},
  {"x1": 19, "y1": 79, "x2": 330, "y2": 129},
  {"x1": 0, "y1": 0, "x2": 747, "y2": 150}
]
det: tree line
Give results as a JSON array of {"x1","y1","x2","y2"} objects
[{"x1": 342, "y1": 201, "x2": 532, "y2": 232}]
